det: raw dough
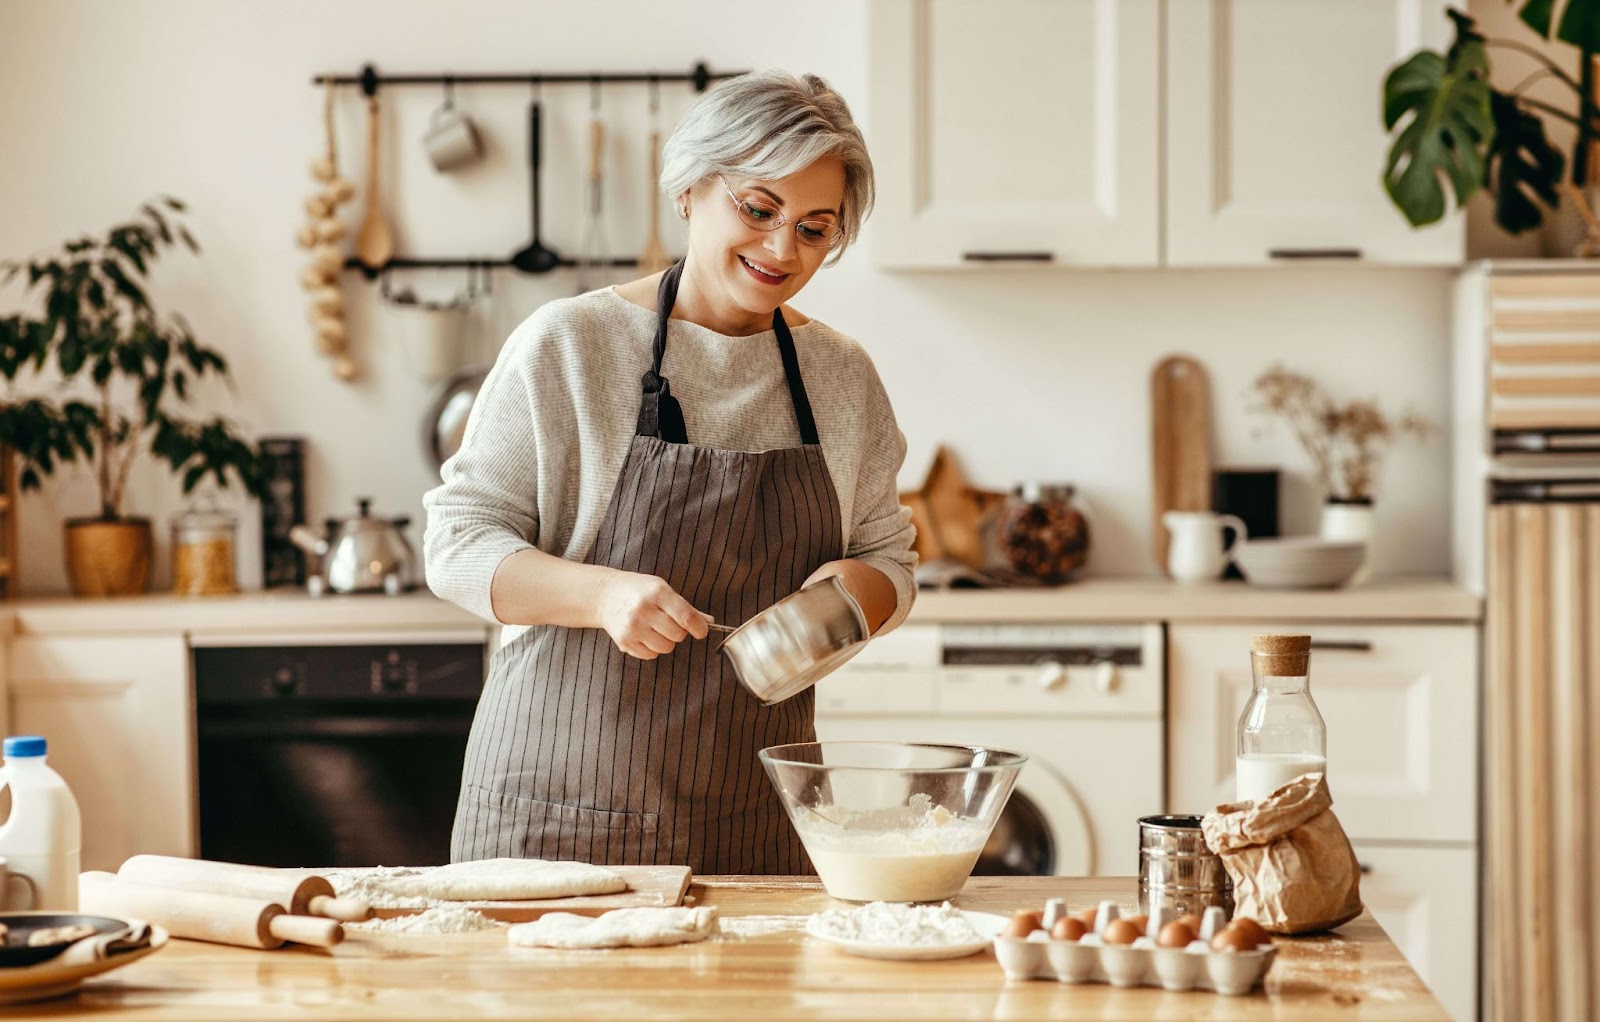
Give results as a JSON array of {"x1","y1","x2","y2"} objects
[
  {"x1": 378, "y1": 858, "x2": 627, "y2": 902},
  {"x1": 507, "y1": 907, "x2": 719, "y2": 949}
]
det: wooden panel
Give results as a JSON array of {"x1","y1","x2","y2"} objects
[
  {"x1": 1490, "y1": 405, "x2": 1600, "y2": 430},
  {"x1": 1492, "y1": 307, "x2": 1600, "y2": 333},
  {"x1": 1491, "y1": 342, "x2": 1600, "y2": 364},
  {"x1": 1550, "y1": 506, "x2": 1591, "y2": 1021},
  {"x1": 1511, "y1": 505, "x2": 1555, "y2": 1022},
  {"x1": 1492, "y1": 375, "x2": 1600, "y2": 397},
  {"x1": 1486, "y1": 507, "x2": 1519, "y2": 1022},
  {"x1": 1588, "y1": 506, "x2": 1600, "y2": 1022},
  {"x1": 1491, "y1": 273, "x2": 1600, "y2": 299}
]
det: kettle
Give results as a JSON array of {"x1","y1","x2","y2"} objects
[
  {"x1": 1162, "y1": 510, "x2": 1247, "y2": 583},
  {"x1": 289, "y1": 498, "x2": 416, "y2": 596}
]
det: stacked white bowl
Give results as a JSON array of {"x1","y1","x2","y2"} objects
[{"x1": 1232, "y1": 537, "x2": 1366, "y2": 589}]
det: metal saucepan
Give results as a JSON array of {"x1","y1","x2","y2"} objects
[
  {"x1": 424, "y1": 364, "x2": 490, "y2": 475},
  {"x1": 714, "y1": 575, "x2": 871, "y2": 705}
]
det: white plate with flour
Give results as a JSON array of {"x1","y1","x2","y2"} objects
[{"x1": 805, "y1": 904, "x2": 1010, "y2": 961}]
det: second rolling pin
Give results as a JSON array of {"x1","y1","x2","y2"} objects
[
  {"x1": 117, "y1": 855, "x2": 370, "y2": 921},
  {"x1": 81, "y1": 872, "x2": 344, "y2": 949}
]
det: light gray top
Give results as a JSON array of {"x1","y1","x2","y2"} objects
[{"x1": 422, "y1": 287, "x2": 917, "y2": 635}]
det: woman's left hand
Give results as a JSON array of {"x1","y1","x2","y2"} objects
[{"x1": 803, "y1": 560, "x2": 895, "y2": 634}]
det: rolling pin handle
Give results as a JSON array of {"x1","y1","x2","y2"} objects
[
  {"x1": 268, "y1": 913, "x2": 346, "y2": 948},
  {"x1": 308, "y1": 893, "x2": 373, "y2": 922}
]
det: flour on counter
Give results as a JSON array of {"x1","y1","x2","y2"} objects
[
  {"x1": 351, "y1": 905, "x2": 503, "y2": 935},
  {"x1": 714, "y1": 915, "x2": 809, "y2": 940},
  {"x1": 322, "y1": 866, "x2": 437, "y2": 909},
  {"x1": 809, "y1": 902, "x2": 982, "y2": 946}
]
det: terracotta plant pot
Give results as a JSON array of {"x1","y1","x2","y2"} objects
[{"x1": 64, "y1": 518, "x2": 152, "y2": 596}]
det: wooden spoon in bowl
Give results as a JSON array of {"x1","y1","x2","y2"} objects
[{"x1": 354, "y1": 92, "x2": 394, "y2": 272}]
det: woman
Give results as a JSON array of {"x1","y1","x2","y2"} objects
[{"x1": 424, "y1": 69, "x2": 916, "y2": 875}]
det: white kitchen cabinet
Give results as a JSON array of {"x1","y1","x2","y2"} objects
[
  {"x1": 1165, "y1": 0, "x2": 1463, "y2": 266},
  {"x1": 867, "y1": 0, "x2": 1161, "y2": 268},
  {"x1": 6, "y1": 636, "x2": 193, "y2": 872},
  {"x1": 1167, "y1": 622, "x2": 1478, "y2": 843},
  {"x1": 1354, "y1": 844, "x2": 1478, "y2": 1022}
]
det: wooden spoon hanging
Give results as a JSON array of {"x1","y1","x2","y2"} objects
[
  {"x1": 639, "y1": 129, "x2": 671, "y2": 274},
  {"x1": 354, "y1": 92, "x2": 394, "y2": 272}
]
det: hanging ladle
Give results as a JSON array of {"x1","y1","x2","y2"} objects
[{"x1": 510, "y1": 94, "x2": 561, "y2": 273}]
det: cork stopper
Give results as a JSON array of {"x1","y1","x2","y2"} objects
[{"x1": 1251, "y1": 633, "x2": 1310, "y2": 676}]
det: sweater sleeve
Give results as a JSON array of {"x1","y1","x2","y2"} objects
[
  {"x1": 844, "y1": 357, "x2": 918, "y2": 635},
  {"x1": 421, "y1": 322, "x2": 543, "y2": 623}
]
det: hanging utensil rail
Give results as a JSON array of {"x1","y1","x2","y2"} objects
[{"x1": 315, "y1": 62, "x2": 740, "y2": 276}]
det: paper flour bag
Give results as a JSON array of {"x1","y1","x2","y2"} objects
[{"x1": 1201, "y1": 772, "x2": 1363, "y2": 934}]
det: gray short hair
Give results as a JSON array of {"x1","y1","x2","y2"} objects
[{"x1": 661, "y1": 69, "x2": 874, "y2": 265}]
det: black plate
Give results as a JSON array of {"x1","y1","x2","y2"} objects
[{"x1": 0, "y1": 913, "x2": 128, "y2": 968}]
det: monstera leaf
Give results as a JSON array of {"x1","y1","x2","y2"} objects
[
  {"x1": 1486, "y1": 90, "x2": 1567, "y2": 232},
  {"x1": 1517, "y1": 0, "x2": 1600, "y2": 53},
  {"x1": 1382, "y1": 13, "x2": 1495, "y2": 226}
]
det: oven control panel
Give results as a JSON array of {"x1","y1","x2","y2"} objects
[{"x1": 194, "y1": 643, "x2": 486, "y2": 702}]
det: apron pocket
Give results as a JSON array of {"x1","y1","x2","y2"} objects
[{"x1": 462, "y1": 784, "x2": 659, "y2": 864}]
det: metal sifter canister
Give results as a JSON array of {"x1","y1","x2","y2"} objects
[{"x1": 1137, "y1": 814, "x2": 1233, "y2": 918}]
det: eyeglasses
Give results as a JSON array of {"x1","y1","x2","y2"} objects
[{"x1": 718, "y1": 175, "x2": 844, "y2": 249}]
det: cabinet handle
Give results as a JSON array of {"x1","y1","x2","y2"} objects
[
  {"x1": 962, "y1": 251, "x2": 1056, "y2": 263},
  {"x1": 1268, "y1": 247, "x2": 1363, "y2": 260},
  {"x1": 1309, "y1": 640, "x2": 1374, "y2": 653},
  {"x1": 1359, "y1": 862, "x2": 1373, "y2": 875}
]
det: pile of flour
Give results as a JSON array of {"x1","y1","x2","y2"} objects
[
  {"x1": 809, "y1": 901, "x2": 982, "y2": 946},
  {"x1": 322, "y1": 866, "x2": 437, "y2": 909},
  {"x1": 350, "y1": 905, "x2": 503, "y2": 936}
]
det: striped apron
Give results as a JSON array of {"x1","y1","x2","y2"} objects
[{"x1": 451, "y1": 261, "x2": 841, "y2": 874}]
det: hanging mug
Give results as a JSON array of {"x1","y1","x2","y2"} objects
[{"x1": 423, "y1": 92, "x2": 482, "y2": 172}]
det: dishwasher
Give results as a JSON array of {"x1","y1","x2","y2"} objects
[{"x1": 192, "y1": 631, "x2": 487, "y2": 868}]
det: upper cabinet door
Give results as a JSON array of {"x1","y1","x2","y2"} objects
[
  {"x1": 1165, "y1": 0, "x2": 1463, "y2": 266},
  {"x1": 867, "y1": 0, "x2": 1161, "y2": 268}
]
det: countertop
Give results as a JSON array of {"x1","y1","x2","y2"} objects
[
  {"x1": 0, "y1": 577, "x2": 1479, "y2": 638},
  {"x1": 45, "y1": 875, "x2": 1447, "y2": 1021}
]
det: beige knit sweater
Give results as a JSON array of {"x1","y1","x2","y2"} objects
[{"x1": 422, "y1": 287, "x2": 917, "y2": 636}]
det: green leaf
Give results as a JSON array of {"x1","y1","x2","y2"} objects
[
  {"x1": 1383, "y1": 15, "x2": 1496, "y2": 226},
  {"x1": 1555, "y1": 0, "x2": 1600, "y2": 50},
  {"x1": 1519, "y1": 0, "x2": 1557, "y2": 37},
  {"x1": 1487, "y1": 90, "x2": 1566, "y2": 231}
]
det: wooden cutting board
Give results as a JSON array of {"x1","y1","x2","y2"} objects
[
  {"x1": 286, "y1": 865, "x2": 692, "y2": 923},
  {"x1": 1150, "y1": 355, "x2": 1213, "y2": 573}
]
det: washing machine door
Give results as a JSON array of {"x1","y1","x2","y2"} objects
[{"x1": 975, "y1": 759, "x2": 1094, "y2": 877}]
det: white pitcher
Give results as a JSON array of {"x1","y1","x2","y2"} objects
[{"x1": 1163, "y1": 510, "x2": 1247, "y2": 583}]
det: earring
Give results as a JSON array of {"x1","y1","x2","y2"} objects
[{"x1": 678, "y1": 202, "x2": 688, "y2": 220}]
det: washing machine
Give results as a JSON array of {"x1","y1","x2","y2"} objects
[{"x1": 812, "y1": 621, "x2": 1164, "y2": 877}]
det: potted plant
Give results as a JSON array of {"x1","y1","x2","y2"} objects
[
  {"x1": 0, "y1": 198, "x2": 269, "y2": 596},
  {"x1": 1248, "y1": 366, "x2": 1432, "y2": 583},
  {"x1": 1382, "y1": 4, "x2": 1600, "y2": 252}
]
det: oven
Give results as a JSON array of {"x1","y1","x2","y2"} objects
[{"x1": 192, "y1": 631, "x2": 486, "y2": 867}]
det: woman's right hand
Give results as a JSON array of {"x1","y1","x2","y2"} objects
[{"x1": 595, "y1": 570, "x2": 712, "y2": 659}]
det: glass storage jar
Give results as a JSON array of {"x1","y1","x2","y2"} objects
[
  {"x1": 171, "y1": 503, "x2": 238, "y2": 596},
  {"x1": 995, "y1": 482, "x2": 1091, "y2": 583}
]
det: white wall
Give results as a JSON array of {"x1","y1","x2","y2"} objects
[{"x1": 0, "y1": 0, "x2": 1454, "y2": 595}]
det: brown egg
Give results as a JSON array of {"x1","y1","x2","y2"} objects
[
  {"x1": 1051, "y1": 917, "x2": 1087, "y2": 942},
  {"x1": 1211, "y1": 922, "x2": 1267, "y2": 953},
  {"x1": 1175, "y1": 914, "x2": 1203, "y2": 935},
  {"x1": 1075, "y1": 906, "x2": 1099, "y2": 929},
  {"x1": 1124, "y1": 914, "x2": 1149, "y2": 936},
  {"x1": 1227, "y1": 917, "x2": 1271, "y2": 949},
  {"x1": 1004, "y1": 910, "x2": 1042, "y2": 939},
  {"x1": 1157, "y1": 921, "x2": 1197, "y2": 948},
  {"x1": 1102, "y1": 918, "x2": 1142, "y2": 945}
]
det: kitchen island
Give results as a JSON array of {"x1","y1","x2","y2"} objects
[{"x1": 42, "y1": 875, "x2": 1447, "y2": 1020}]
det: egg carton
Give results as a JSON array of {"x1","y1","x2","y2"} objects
[{"x1": 991, "y1": 900, "x2": 1277, "y2": 996}]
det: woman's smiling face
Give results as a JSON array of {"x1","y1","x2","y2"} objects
[{"x1": 682, "y1": 155, "x2": 845, "y2": 320}]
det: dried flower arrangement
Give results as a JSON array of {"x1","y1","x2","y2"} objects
[{"x1": 1248, "y1": 366, "x2": 1432, "y2": 503}]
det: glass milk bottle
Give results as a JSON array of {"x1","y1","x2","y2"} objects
[{"x1": 1236, "y1": 634, "x2": 1327, "y2": 802}]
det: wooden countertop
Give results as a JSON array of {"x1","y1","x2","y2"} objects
[
  {"x1": 0, "y1": 577, "x2": 1478, "y2": 638},
  {"x1": 48, "y1": 876, "x2": 1447, "y2": 1021}
]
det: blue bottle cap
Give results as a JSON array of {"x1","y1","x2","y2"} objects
[{"x1": 3, "y1": 736, "x2": 47, "y2": 758}]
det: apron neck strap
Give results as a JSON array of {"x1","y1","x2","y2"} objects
[{"x1": 637, "y1": 259, "x2": 820, "y2": 447}]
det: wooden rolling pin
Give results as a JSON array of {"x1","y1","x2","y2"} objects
[
  {"x1": 80, "y1": 871, "x2": 344, "y2": 949},
  {"x1": 117, "y1": 855, "x2": 371, "y2": 921}
]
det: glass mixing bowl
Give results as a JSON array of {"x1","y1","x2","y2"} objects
[{"x1": 758, "y1": 741, "x2": 1027, "y2": 903}]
